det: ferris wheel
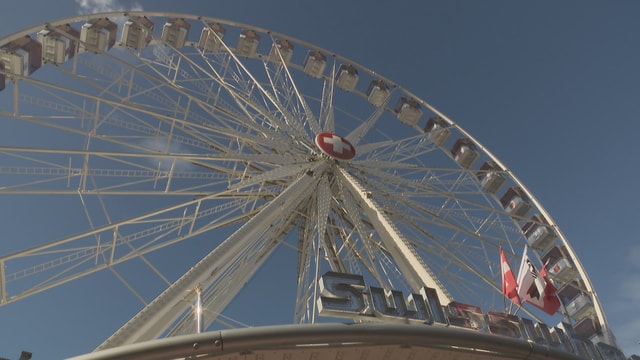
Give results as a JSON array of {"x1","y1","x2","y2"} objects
[{"x1": 0, "y1": 12, "x2": 615, "y2": 358}]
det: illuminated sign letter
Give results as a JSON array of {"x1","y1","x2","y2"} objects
[
  {"x1": 549, "y1": 325, "x2": 574, "y2": 354},
  {"x1": 520, "y1": 318, "x2": 550, "y2": 345},
  {"x1": 419, "y1": 286, "x2": 446, "y2": 325},
  {"x1": 369, "y1": 287, "x2": 430, "y2": 323},
  {"x1": 486, "y1": 311, "x2": 524, "y2": 340},
  {"x1": 597, "y1": 342, "x2": 628, "y2": 360},
  {"x1": 317, "y1": 271, "x2": 367, "y2": 317},
  {"x1": 557, "y1": 322, "x2": 602, "y2": 360},
  {"x1": 446, "y1": 302, "x2": 487, "y2": 332}
]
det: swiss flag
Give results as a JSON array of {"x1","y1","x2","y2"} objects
[{"x1": 500, "y1": 247, "x2": 521, "y2": 305}]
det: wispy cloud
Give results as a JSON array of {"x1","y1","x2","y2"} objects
[
  {"x1": 609, "y1": 244, "x2": 640, "y2": 356},
  {"x1": 75, "y1": 0, "x2": 143, "y2": 14}
]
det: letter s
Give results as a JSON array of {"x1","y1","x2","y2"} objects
[{"x1": 317, "y1": 271, "x2": 367, "y2": 317}]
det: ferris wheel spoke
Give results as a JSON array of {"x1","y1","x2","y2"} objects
[
  {"x1": 86, "y1": 46, "x2": 289, "y2": 154},
  {"x1": 294, "y1": 206, "x2": 315, "y2": 324},
  {"x1": 329, "y1": 214, "x2": 378, "y2": 278},
  {"x1": 187, "y1": 38, "x2": 310, "y2": 146},
  {"x1": 0, "y1": 193, "x2": 255, "y2": 305},
  {"x1": 0, "y1": 142, "x2": 289, "y2": 167},
  {"x1": 404, "y1": 224, "x2": 507, "y2": 301},
  {"x1": 174, "y1": 53, "x2": 277, "y2": 135},
  {"x1": 5, "y1": 75, "x2": 198, "y2": 147},
  {"x1": 345, "y1": 88, "x2": 393, "y2": 146},
  {"x1": 98, "y1": 161, "x2": 327, "y2": 348},
  {"x1": 15, "y1": 89, "x2": 231, "y2": 161},
  {"x1": 208, "y1": 202, "x2": 305, "y2": 327},
  {"x1": 72, "y1": 53, "x2": 232, "y2": 144},
  {"x1": 353, "y1": 159, "x2": 421, "y2": 172},
  {"x1": 267, "y1": 35, "x2": 321, "y2": 135},
  {"x1": 372, "y1": 184, "x2": 537, "y2": 313},
  {"x1": 78, "y1": 186, "x2": 174, "y2": 293},
  {"x1": 321, "y1": 226, "x2": 348, "y2": 275},
  {"x1": 167, "y1": 210, "x2": 298, "y2": 337},
  {"x1": 140, "y1": 47, "x2": 272, "y2": 138},
  {"x1": 367, "y1": 172, "x2": 520, "y2": 250},
  {"x1": 53, "y1": 59, "x2": 172, "y2": 113},
  {"x1": 357, "y1": 163, "x2": 515, "y2": 226},
  {"x1": 207, "y1": 123, "x2": 301, "y2": 157},
  {"x1": 315, "y1": 175, "x2": 331, "y2": 261},
  {"x1": 219, "y1": 37, "x2": 312, "y2": 143},
  {"x1": 367, "y1": 135, "x2": 440, "y2": 164},
  {"x1": 227, "y1": 162, "x2": 315, "y2": 191},
  {"x1": 59, "y1": 55, "x2": 200, "y2": 136},
  {"x1": 0, "y1": 145, "x2": 300, "y2": 195},
  {"x1": 319, "y1": 60, "x2": 337, "y2": 132},
  {"x1": 356, "y1": 135, "x2": 441, "y2": 161},
  {"x1": 337, "y1": 167, "x2": 453, "y2": 304},
  {"x1": 334, "y1": 175, "x2": 393, "y2": 288},
  {"x1": 195, "y1": 59, "x2": 300, "y2": 148},
  {"x1": 261, "y1": 60, "x2": 312, "y2": 144}
]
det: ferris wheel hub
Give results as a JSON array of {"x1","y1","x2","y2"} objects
[{"x1": 314, "y1": 132, "x2": 356, "y2": 160}]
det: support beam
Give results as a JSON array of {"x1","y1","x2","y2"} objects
[
  {"x1": 337, "y1": 168, "x2": 452, "y2": 305},
  {"x1": 97, "y1": 161, "x2": 327, "y2": 350}
]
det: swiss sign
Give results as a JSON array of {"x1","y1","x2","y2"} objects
[{"x1": 315, "y1": 132, "x2": 356, "y2": 160}]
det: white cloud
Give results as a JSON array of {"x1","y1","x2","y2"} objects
[
  {"x1": 75, "y1": 0, "x2": 143, "y2": 14},
  {"x1": 625, "y1": 245, "x2": 640, "y2": 268},
  {"x1": 608, "y1": 245, "x2": 640, "y2": 356},
  {"x1": 140, "y1": 137, "x2": 195, "y2": 172},
  {"x1": 613, "y1": 320, "x2": 640, "y2": 358}
]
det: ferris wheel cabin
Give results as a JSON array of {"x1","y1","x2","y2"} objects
[
  {"x1": 500, "y1": 186, "x2": 532, "y2": 218},
  {"x1": 37, "y1": 24, "x2": 80, "y2": 64},
  {"x1": 198, "y1": 22, "x2": 226, "y2": 52},
  {"x1": 236, "y1": 29, "x2": 260, "y2": 57},
  {"x1": 424, "y1": 116, "x2": 451, "y2": 146},
  {"x1": 451, "y1": 137, "x2": 479, "y2": 168},
  {"x1": 0, "y1": 35, "x2": 42, "y2": 78},
  {"x1": 522, "y1": 214, "x2": 557, "y2": 251},
  {"x1": 79, "y1": 18, "x2": 117, "y2": 53},
  {"x1": 542, "y1": 245, "x2": 579, "y2": 283},
  {"x1": 335, "y1": 63, "x2": 359, "y2": 91},
  {"x1": 268, "y1": 39, "x2": 294, "y2": 64},
  {"x1": 121, "y1": 16, "x2": 154, "y2": 51},
  {"x1": 366, "y1": 79, "x2": 390, "y2": 107},
  {"x1": 394, "y1": 97, "x2": 422, "y2": 126},
  {"x1": 161, "y1": 18, "x2": 191, "y2": 49},
  {"x1": 476, "y1": 161, "x2": 506, "y2": 193},
  {"x1": 303, "y1": 50, "x2": 326, "y2": 78}
]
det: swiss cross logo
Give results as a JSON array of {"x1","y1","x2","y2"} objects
[{"x1": 315, "y1": 132, "x2": 356, "y2": 160}]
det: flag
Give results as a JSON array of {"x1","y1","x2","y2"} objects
[
  {"x1": 516, "y1": 246, "x2": 560, "y2": 315},
  {"x1": 500, "y1": 247, "x2": 521, "y2": 305},
  {"x1": 540, "y1": 261, "x2": 562, "y2": 314}
]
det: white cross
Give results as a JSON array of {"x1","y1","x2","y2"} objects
[{"x1": 323, "y1": 135, "x2": 350, "y2": 154}]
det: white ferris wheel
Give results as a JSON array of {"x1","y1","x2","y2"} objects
[{"x1": 0, "y1": 12, "x2": 615, "y2": 359}]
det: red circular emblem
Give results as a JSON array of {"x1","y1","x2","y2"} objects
[{"x1": 315, "y1": 132, "x2": 356, "y2": 160}]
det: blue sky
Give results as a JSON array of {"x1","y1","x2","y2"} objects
[{"x1": 0, "y1": 0, "x2": 639, "y2": 358}]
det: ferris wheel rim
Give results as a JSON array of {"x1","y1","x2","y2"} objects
[{"x1": 0, "y1": 10, "x2": 615, "y2": 355}]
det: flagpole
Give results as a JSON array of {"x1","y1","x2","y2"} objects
[
  {"x1": 499, "y1": 246, "x2": 521, "y2": 314},
  {"x1": 503, "y1": 291, "x2": 507, "y2": 313},
  {"x1": 513, "y1": 303, "x2": 522, "y2": 316}
]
